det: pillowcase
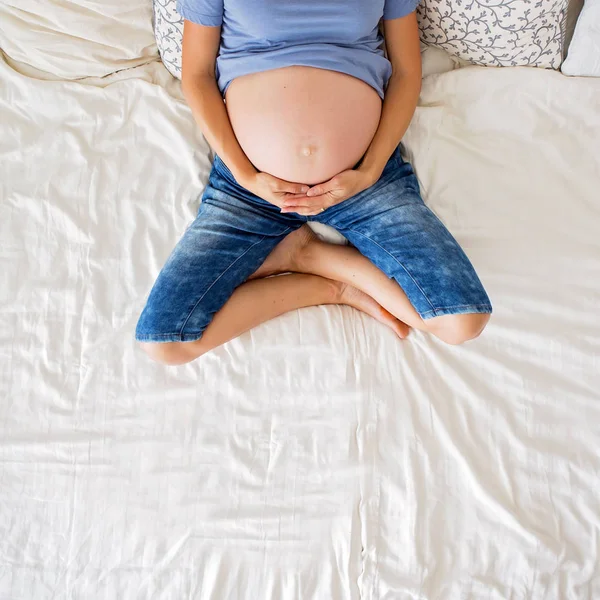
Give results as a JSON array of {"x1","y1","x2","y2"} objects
[
  {"x1": 417, "y1": 0, "x2": 572, "y2": 69},
  {"x1": 563, "y1": 0, "x2": 585, "y2": 58},
  {"x1": 0, "y1": 0, "x2": 157, "y2": 79},
  {"x1": 562, "y1": 0, "x2": 600, "y2": 76},
  {"x1": 153, "y1": 0, "x2": 436, "y2": 80},
  {"x1": 154, "y1": 0, "x2": 185, "y2": 79}
]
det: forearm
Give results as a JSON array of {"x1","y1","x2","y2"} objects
[
  {"x1": 358, "y1": 71, "x2": 422, "y2": 182},
  {"x1": 182, "y1": 75, "x2": 256, "y2": 184}
]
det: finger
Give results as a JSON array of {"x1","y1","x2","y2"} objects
[
  {"x1": 296, "y1": 192, "x2": 345, "y2": 206},
  {"x1": 269, "y1": 193, "x2": 306, "y2": 210},
  {"x1": 306, "y1": 177, "x2": 338, "y2": 197},
  {"x1": 276, "y1": 196, "x2": 307, "y2": 211},
  {"x1": 283, "y1": 191, "x2": 335, "y2": 209},
  {"x1": 282, "y1": 198, "x2": 320, "y2": 209},
  {"x1": 274, "y1": 178, "x2": 310, "y2": 195},
  {"x1": 281, "y1": 198, "x2": 326, "y2": 213},
  {"x1": 282, "y1": 192, "x2": 310, "y2": 201}
]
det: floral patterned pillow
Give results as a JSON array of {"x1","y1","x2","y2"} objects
[
  {"x1": 153, "y1": 0, "x2": 184, "y2": 79},
  {"x1": 154, "y1": 0, "x2": 577, "y2": 78},
  {"x1": 417, "y1": 0, "x2": 571, "y2": 69}
]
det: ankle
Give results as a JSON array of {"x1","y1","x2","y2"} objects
[
  {"x1": 292, "y1": 233, "x2": 319, "y2": 273},
  {"x1": 328, "y1": 280, "x2": 345, "y2": 305}
]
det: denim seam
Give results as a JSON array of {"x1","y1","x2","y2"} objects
[
  {"x1": 420, "y1": 303, "x2": 493, "y2": 319},
  {"x1": 139, "y1": 333, "x2": 184, "y2": 339},
  {"x1": 178, "y1": 228, "x2": 292, "y2": 338},
  {"x1": 137, "y1": 332, "x2": 201, "y2": 342},
  {"x1": 344, "y1": 227, "x2": 436, "y2": 314}
]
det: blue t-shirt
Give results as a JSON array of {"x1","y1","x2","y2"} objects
[{"x1": 176, "y1": 0, "x2": 419, "y2": 99}]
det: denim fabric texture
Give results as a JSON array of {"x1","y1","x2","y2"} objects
[{"x1": 136, "y1": 148, "x2": 492, "y2": 343}]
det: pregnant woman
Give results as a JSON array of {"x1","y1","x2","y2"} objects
[{"x1": 136, "y1": 0, "x2": 492, "y2": 365}]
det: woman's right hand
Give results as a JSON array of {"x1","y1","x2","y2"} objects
[{"x1": 241, "y1": 171, "x2": 310, "y2": 210}]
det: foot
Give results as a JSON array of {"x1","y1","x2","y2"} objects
[
  {"x1": 337, "y1": 283, "x2": 410, "y2": 339},
  {"x1": 250, "y1": 224, "x2": 317, "y2": 280}
]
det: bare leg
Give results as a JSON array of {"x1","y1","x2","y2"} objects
[
  {"x1": 141, "y1": 226, "x2": 489, "y2": 365},
  {"x1": 140, "y1": 273, "x2": 407, "y2": 366},
  {"x1": 252, "y1": 225, "x2": 490, "y2": 342},
  {"x1": 252, "y1": 226, "x2": 426, "y2": 329}
]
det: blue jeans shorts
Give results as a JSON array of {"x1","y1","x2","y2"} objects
[{"x1": 136, "y1": 148, "x2": 492, "y2": 343}]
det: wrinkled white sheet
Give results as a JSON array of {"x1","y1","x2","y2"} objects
[
  {"x1": 0, "y1": 0, "x2": 157, "y2": 79},
  {"x1": 1, "y1": 50, "x2": 600, "y2": 600}
]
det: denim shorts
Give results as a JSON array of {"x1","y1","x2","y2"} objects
[{"x1": 136, "y1": 147, "x2": 492, "y2": 343}]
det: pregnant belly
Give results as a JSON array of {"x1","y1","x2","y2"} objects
[{"x1": 225, "y1": 67, "x2": 382, "y2": 185}]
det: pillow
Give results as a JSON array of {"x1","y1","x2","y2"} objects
[
  {"x1": 563, "y1": 0, "x2": 585, "y2": 58},
  {"x1": 154, "y1": 0, "x2": 185, "y2": 79},
  {"x1": 152, "y1": 0, "x2": 582, "y2": 79},
  {"x1": 152, "y1": 1, "x2": 453, "y2": 80},
  {"x1": 562, "y1": 0, "x2": 600, "y2": 76},
  {"x1": 0, "y1": 0, "x2": 157, "y2": 79},
  {"x1": 417, "y1": 0, "x2": 573, "y2": 69}
]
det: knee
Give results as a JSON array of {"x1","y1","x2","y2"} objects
[
  {"x1": 138, "y1": 342, "x2": 198, "y2": 366},
  {"x1": 427, "y1": 312, "x2": 491, "y2": 346}
]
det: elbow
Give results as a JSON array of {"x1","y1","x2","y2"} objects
[
  {"x1": 390, "y1": 68, "x2": 421, "y2": 87},
  {"x1": 181, "y1": 74, "x2": 197, "y2": 100},
  {"x1": 411, "y1": 72, "x2": 422, "y2": 95},
  {"x1": 388, "y1": 69, "x2": 422, "y2": 98},
  {"x1": 181, "y1": 70, "x2": 216, "y2": 100}
]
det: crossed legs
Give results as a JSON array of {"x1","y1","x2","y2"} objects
[{"x1": 141, "y1": 226, "x2": 489, "y2": 366}]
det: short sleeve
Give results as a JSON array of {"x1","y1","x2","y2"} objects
[
  {"x1": 176, "y1": 0, "x2": 224, "y2": 26},
  {"x1": 383, "y1": 0, "x2": 420, "y2": 20}
]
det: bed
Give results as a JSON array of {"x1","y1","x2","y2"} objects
[{"x1": 1, "y1": 3, "x2": 599, "y2": 599}]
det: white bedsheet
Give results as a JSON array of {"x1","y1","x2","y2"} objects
[
  {"x1": 0, "y1": 0, "x2": 157, "y2": 79},
  {"x1": 1, "y1": 49, "x2": 600, "y2": 599}
]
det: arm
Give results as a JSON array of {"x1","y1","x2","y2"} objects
[
  {"x1": 181, "y1": 20, "x2": 256, "y2": 184},
  {"x1": 284, "y1": 12, "x2": 421, "y2": 215},
  {"x1": 357, "y1": 12, "x2": 422, "y2": 183},
  {"x1": 181, "y1": 20, "x2": 309, "y2": 202}
]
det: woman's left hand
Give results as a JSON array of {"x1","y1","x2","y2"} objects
[{"x1": 280, "y1": 168, "x2": 377, "y2": 216}]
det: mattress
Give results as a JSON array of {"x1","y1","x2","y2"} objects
[{"x1": 1, "y1": 21, "x2": 600, "y2": 600}]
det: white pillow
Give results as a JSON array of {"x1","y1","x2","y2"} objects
[
  {"x1": 0, "y1": 0, "x2": 157, "y2": 79},
  {"x1": 562, "y1": 0, "x2": 600, "y2": 76},
  {"x1": 417, "y1": 0, "x2": 570, "y2": 69}
]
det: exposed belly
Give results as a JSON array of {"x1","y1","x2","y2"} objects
[{"x1": 225, "y1": 66, "x2": 382, "y2": 185}]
